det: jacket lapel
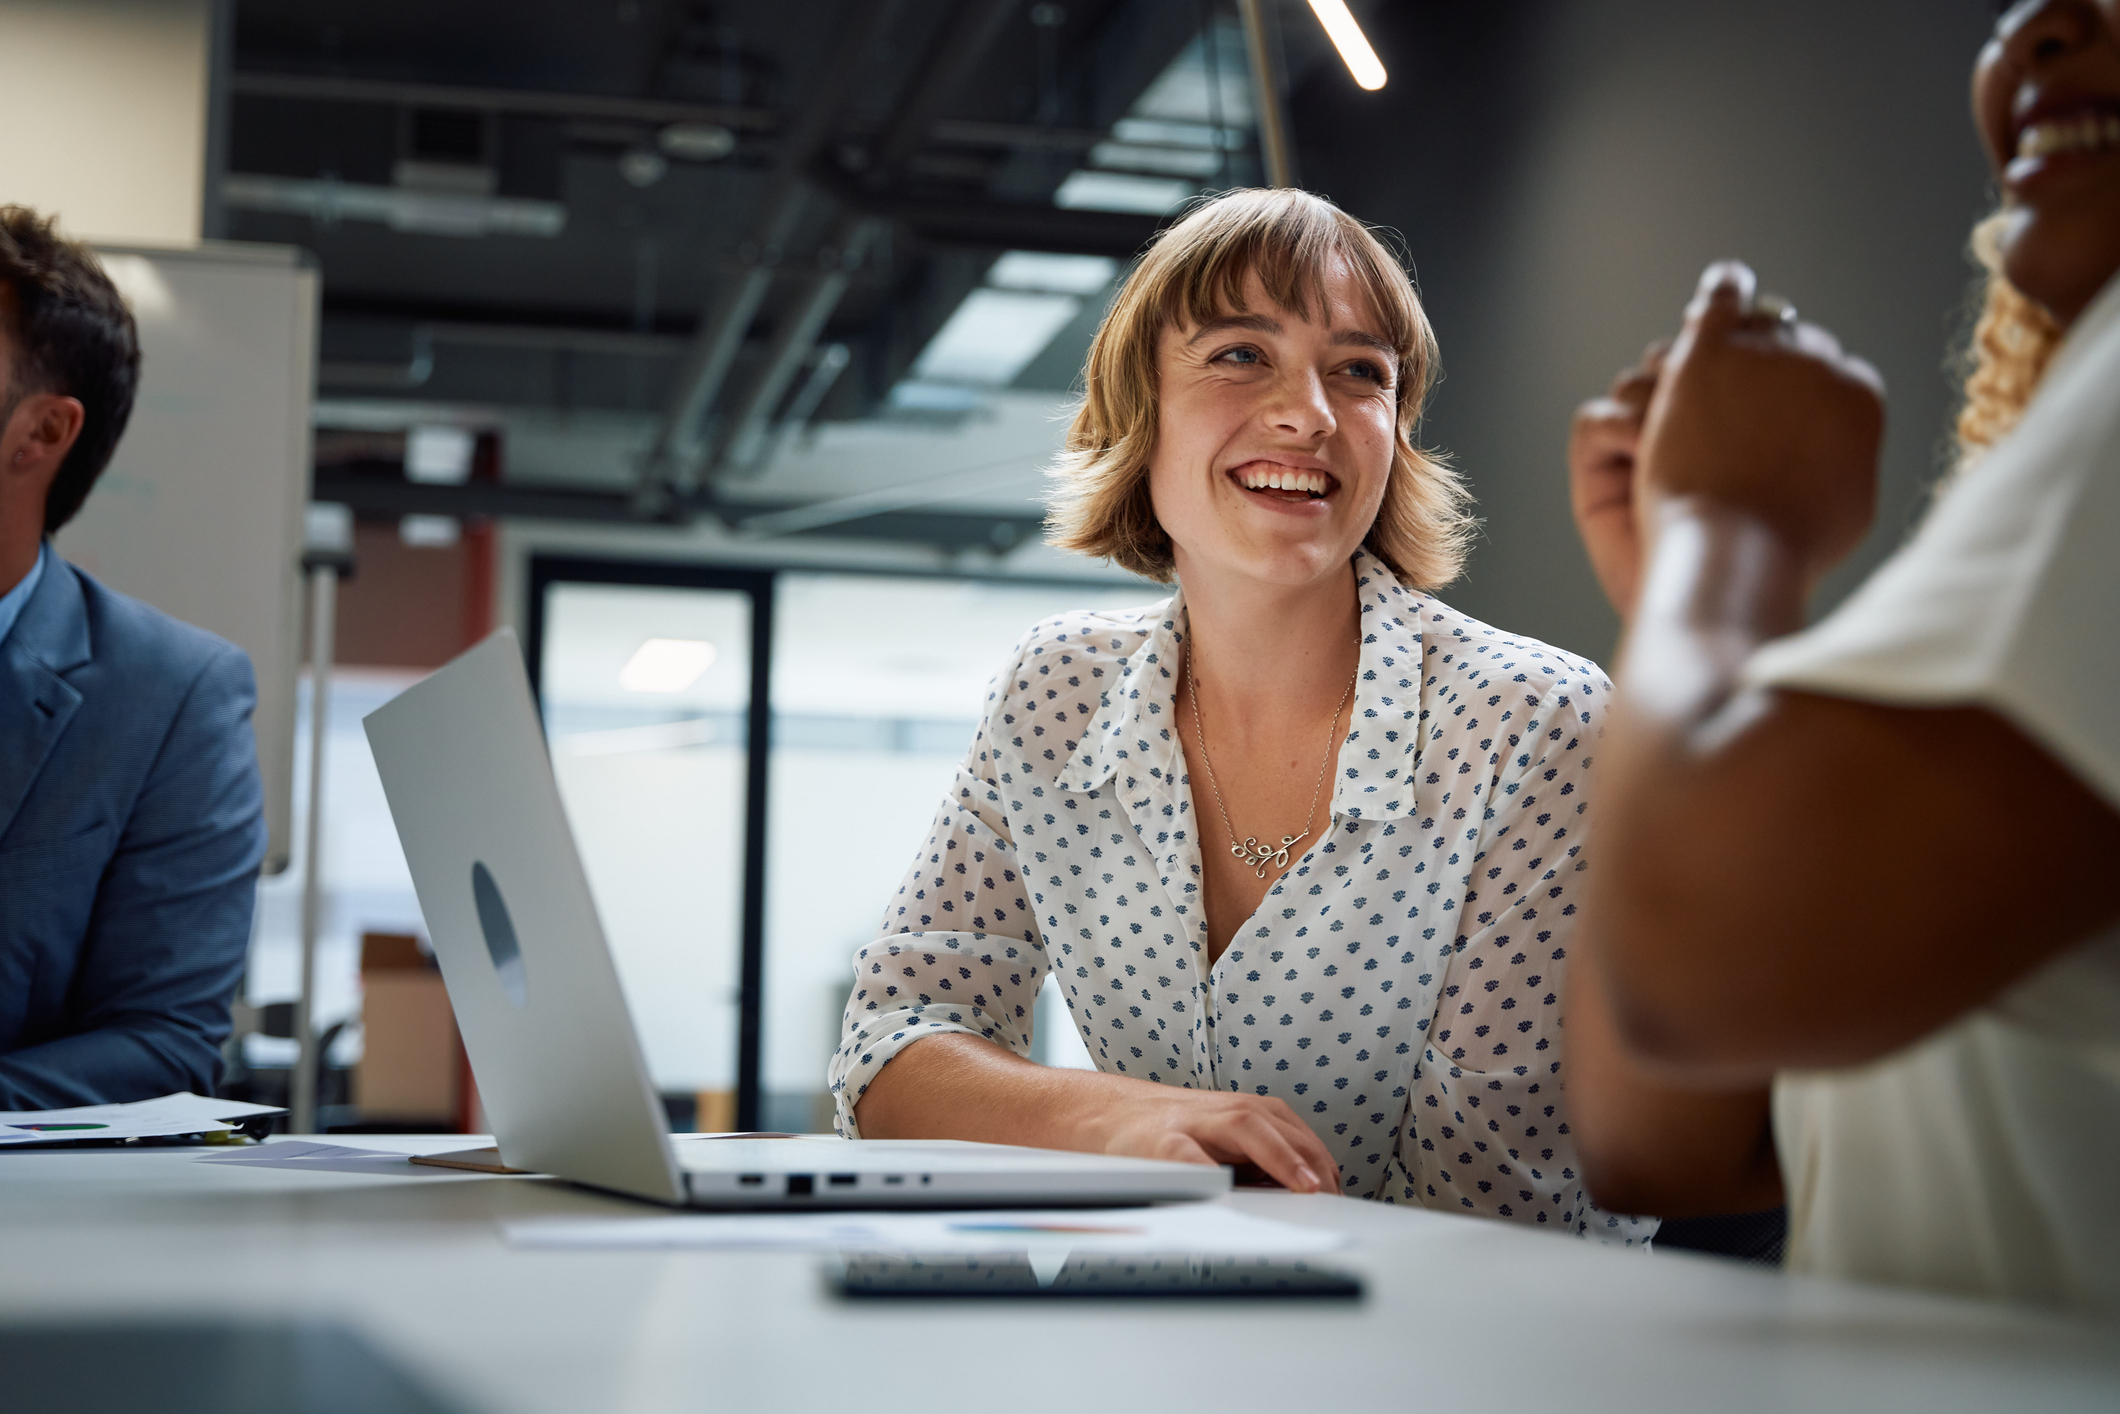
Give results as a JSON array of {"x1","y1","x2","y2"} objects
[{"x1": 0, "y1": 557, "x2": 90, "y2": 844}]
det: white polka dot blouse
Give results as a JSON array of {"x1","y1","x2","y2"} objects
[{"x1": 830, "y1": 548, "x2": 1657, "y2": 1245}]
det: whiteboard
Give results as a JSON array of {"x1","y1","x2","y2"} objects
[{"x1": 55, "y1": 241, "x2": 316, "y2": 873}]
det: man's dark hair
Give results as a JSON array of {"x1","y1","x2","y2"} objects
[{"x1": 0, "y1": 206, "x2": 140, "y2": 533}]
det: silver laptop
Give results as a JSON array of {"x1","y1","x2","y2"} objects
[{"x1": 362, "y1": 629, "x2": 1229, "y2": 1210}]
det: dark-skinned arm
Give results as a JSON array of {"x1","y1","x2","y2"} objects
[
  {"x1": 1572, "y1": 264, "x2": 2120, "y2": 1230},
  {"x1": 1563, "y1": 336, "x2": 1780, "y2": 1217}
]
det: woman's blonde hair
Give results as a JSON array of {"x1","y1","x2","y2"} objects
[
  {"x1": 1045, "y1": 187, "x2": 1474, "y2": 587},
  {"x1": 1951, "y1": 210, "x2": 2063, "y2": 476}
]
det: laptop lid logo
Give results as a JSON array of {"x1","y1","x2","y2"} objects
[{"x1": 471, "y1": 861, "x2": 530, "y2": 1008}]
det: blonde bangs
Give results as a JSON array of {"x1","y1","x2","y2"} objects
[{"x1": 1046, "y1": 187, "x2": 1473, "y2": 588}]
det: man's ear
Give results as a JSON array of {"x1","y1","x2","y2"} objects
[{"x1": 1, "y1": 391, "x2": 87, "y2": 494}]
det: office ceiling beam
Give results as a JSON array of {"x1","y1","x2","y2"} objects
[
  {"x1": 310, "y1": 465, "x2": 1046, "y2": 554},
  {"x1": 870, "y1": 0, "x2": 1029, "y2": 182},
  {"x1": 229, "y1": 71, "x2": 776, "y2": 132}
]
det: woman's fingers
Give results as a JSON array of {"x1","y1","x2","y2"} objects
[
  {"x1": 1260, "y1": 1096, "x2": 1340, "y2": 1181},
  {"x1": 1611, "y1": 339, "x2": 1670, "y2": 405},
  {"x1": 1150, "y1": 1130, "x2": 1219, "y2": 1168},
  {"x1": 1200, "y1": 1104, "x2": 1335, "y2": 1193},
  {"x1": 1204, "y1": 1112, "x2": 1321, "y2": 1192},
  {"x1": 1097, "y1": 1089, "x2": 1341, "y2": 1194},
  {"x1": 1575, "y1": 397, "x2": 1645, "y2": 453}
]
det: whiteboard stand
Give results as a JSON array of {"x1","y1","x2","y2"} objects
[{"x1": 293, "y1": 505, "x2": 355, "y2": 1136}]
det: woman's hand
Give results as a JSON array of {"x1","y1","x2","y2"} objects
[
  {"x1": 1638, "y1": 261, "x2": 1884, "y2": 587},
  {"x1": 1089, "y1": 1085, "x2": 1339, "y2": 1194},
  {"x1": 854, "y1": 1033, "x2": 1340, "y2": 1194},
  {"x1": 1568, "y1": 341, "x2": 1668, "y2": 621}
]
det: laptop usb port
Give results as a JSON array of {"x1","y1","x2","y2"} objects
[
  {"x1": 738, "y1": 1174, "x2": 764, "y2": 1186},
  {"x1": 883, "y1": 1175, "x2": 905, "y2": 1185},
  {"x1": 828, "y1": 1174, "x2": 858, "y2": 1187},
  {"x1": 786, "y1": 1174, "x2": 814, "y2": 1197}
]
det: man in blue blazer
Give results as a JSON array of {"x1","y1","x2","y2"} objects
[{"x1": 0, "y1": 206, "x2": 265, "y2": 1107}]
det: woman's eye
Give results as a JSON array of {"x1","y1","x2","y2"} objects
[
  {"x1": 1344, "y1": 360, "x2": 1385, "y2": 383},
  {"x1": 1214, "y1": 345, "x2": 1262, "y2": 366}
]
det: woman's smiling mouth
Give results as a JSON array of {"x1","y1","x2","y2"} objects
[{"x1": 1230, "y1": 461, "x2": 1337, "y2": 501}]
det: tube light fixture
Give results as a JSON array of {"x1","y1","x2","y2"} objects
[{"x1": 1307, "y1": 0, "x2": 1387, "y2": 91}]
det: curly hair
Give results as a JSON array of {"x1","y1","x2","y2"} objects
[
  {"x1": 1045, "y1": 187, "x2": 1475, "y2": 588},
  {"x1": 1950, "y1": 210, "x2": 2063, "y2": 478},
  {"x1": 0, "y1": 205, "x2": 141, "y2": 533}
]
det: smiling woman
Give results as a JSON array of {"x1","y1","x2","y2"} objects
[{"x1": 829, "y1": 189, "x2": 1654, "y2": 1244}]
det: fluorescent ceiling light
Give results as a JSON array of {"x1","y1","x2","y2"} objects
[
  {"x1": 1307, "y1": 0, "x2": 1387, "y2": 91},
  {"x1": 406, "y1": 425, "x2": 475, "y2": 483},
  {"x1": 398, "y1": 513, "x2": 460, "y2": 548},
  {"x1": 1112, "y1": 117, "x2": 1238, "y2": 149},
  {"x1": 986, "y1": 251, "x2": 1118, "y2": 295},
  {"x1": 1052, "y1": 170, "x2": 1194, "y2": 215},
  {"x1": 1088, "y1": 140, "x2": 1223, "y2": 178},
  {"x1": 910, "y1": 289, "x2": 1083, "y2": 386},
  {"x1": 619, "y1": 638, "x2": 717, "y2": 694}
]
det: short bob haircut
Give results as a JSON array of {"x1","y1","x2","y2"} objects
[{"x1": 1047, "y1": 187, "x2": 1473, "y2": 588}]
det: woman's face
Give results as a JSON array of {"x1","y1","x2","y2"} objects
[
  {"x1": 1974, "y1": 0, "x2": 2120, "y2": 325},
  {"x1": 1147, "y1": 262, "x2": 1399, "y2": 592}
]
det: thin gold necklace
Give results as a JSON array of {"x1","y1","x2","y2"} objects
[{"x1": 1186, "y1": 646, "x2": 1357, "y2": 881}]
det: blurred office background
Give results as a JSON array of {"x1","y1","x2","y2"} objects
[{"x1": 5, "y1": 0, "x2": 1998, "y2": 1132}]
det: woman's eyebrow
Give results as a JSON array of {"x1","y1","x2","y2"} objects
[
  {"x1": 1185, "y1": 313, "x2": 1282, "y2": 344},
  {"x1": 1335, "y1": 329, "x2": 1396, "y2": 356}
]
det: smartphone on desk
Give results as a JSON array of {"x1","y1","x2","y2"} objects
[{"x1": 830, "y1": 1253, "x2": 1363, "y2": 1300}]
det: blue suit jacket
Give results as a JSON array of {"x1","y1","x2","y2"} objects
[{"x1": 0, "y1": 556, "x2": 265, "y2": 1107}]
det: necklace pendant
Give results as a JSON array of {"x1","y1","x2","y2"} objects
[{"x1": 1231, "y1": 830, "x2": 1308, "y2": 880}]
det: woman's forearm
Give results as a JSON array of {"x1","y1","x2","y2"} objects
[
  {"x1": 1566, "y1": 941, "x2": 1781, "y2": 1217},
  {"x1": 853, "y1": 1033, "x2": 1132, "y2": 1150},
  {"x1": 1612, "y1": 499, "x2": 1807, "y2": 729}
]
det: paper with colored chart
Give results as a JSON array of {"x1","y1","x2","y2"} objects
[
  {"x1": 0, "y1": 1092, "x2": 283, "y2": 1146},
  {"x1": 504, "y1": 1204, "x2": 1346, "y2": 1257}
]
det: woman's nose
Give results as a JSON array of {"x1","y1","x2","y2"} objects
[
  {"x1": 1995, "y1": 0, "x2": 2101, "y2": 74},
  {"x1": 1264, "y1": 368, "x2": 1336, "y2": 440}
]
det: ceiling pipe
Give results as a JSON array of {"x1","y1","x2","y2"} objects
[
  {"x1": 717, "y1": 217, "x2": 880, "y2": 475},
  {"x1": 700, "y1": 0, "x2": 1027, "y2": 489},
  {"x1": 637, "y1": 0, "x2": 899, "y2": 506},
  {"x1": 1236, "y1": 0, "x2": 1296, "y2": 188}
]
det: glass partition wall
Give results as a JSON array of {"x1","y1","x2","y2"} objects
[
  {"x1": 528, "y1": 561, "x2": 772, "y2": 1130},
  {"x1": 529, "y1": 557, "x2": 1107, "y2": 1133}
]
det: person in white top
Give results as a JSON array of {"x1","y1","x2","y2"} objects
[
  {"x1": 830, "y1": 188, "x2": 1656, "y2": 1242},
  {"x1": 1561, "y1": 0, "x2": 2120, "y2": 1307}
]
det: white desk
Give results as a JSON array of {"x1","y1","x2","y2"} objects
[{"x1": 2, "y1": 1136, "x2": 2114, "y2": 1413}]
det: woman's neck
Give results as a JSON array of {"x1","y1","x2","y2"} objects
[{"x1": 1177, "y1": 554, "x2": 1362, "y2": 735}]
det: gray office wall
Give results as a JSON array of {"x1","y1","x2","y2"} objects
[{"x1": 1300, "y1": 0, "x2": 2000, "y2": 665}]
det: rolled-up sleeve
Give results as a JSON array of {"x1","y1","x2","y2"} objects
[{"x1": 829, "y1": 667, "x2": 1054, "y2": 1137}]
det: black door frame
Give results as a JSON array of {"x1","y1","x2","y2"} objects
[
  {"x1": 525, "y1": 553, "x2": 1136, "y2": 1132},
  {"x1": 524, "y1": 555, "x2": 777, "y2": 1131}
]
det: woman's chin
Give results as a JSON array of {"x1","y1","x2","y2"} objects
[{"x1": 1183, "y1": 535, "x2": 1360, "y2": 591}]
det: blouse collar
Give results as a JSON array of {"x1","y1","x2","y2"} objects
[{"x1": 1055, "y1": 547, "x2": 1429, "y2": 820}]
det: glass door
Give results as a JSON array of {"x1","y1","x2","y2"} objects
[{"x1": 530, "y1": 562, "x2": 770, "y2": 1130}]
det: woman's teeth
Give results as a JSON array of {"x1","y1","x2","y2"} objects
[
  {"x1": 2017, "y1": 111, "x2": 2120, "y2": 160},
  {"x1": 1237, "y1": 466, "x2": 1331, "y2": 497}
]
